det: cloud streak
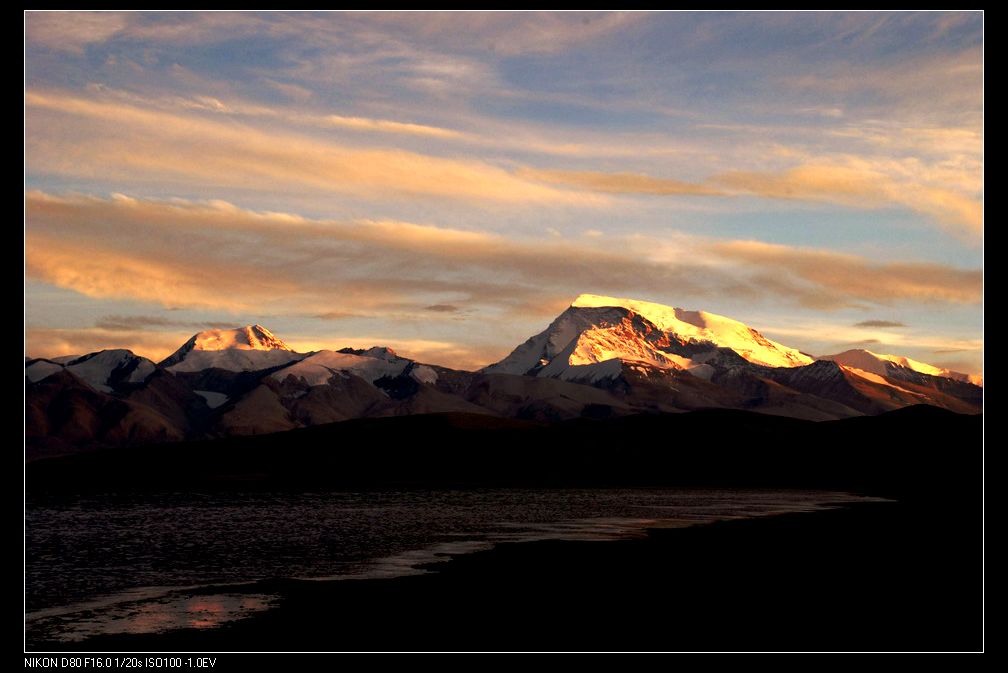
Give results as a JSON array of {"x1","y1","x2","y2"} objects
[
  {"x1": 519, "y1": 169, "x2": 722, "y2": 196},
  {"x1": 714, "y1": 165, "x2": 982, "y2": 237},
  {"x1": 25, "y1": 11, "x2": 127, "y2": 53},
  {"x1": 526, "y1": 163, "x2": 981, "y2": 235},
  {"x1": 25, "y1": 91, "x2": 591, "y2": 206},
  {"x1": 25, "y1": 86, "x2": 982, "y2": 237},
  {"x1": 27, "y1": 192, "x2": 981, "y2": 325},
  {"x1": 713, "y1": 240, "x2": 981, "y2": 306},
  {"x1": 853, "y1": 320, "x2": 906, "y2": 328}
]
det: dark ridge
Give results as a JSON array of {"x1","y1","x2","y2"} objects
[{"x1": 26, "y1": 406, "x2": 981, "y2": 501}]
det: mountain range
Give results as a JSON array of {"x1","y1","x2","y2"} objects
[{"x1": 25, "y1": 294, "x2": 982, "y2": 457}]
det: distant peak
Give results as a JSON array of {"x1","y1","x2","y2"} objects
[
  {"x1": 189, "y1": 325, "x2": 293, "y2": 352},
  {"x1": 337, "y1": 346, "x2": 401, "y2": 361},
  {"x1": 819, "y1": 349, "x2": 977, "y2": 384}
]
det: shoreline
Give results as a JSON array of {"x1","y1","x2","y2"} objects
[{"x1": 26, "y1": 498, "x2": 983, "y2": 652}]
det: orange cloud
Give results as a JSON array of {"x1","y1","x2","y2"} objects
[
  {"x1": 25, "y1": 231, "x2": 306, "y2": 311},
  {"x1": 25, "y1": 327, "x2": 192, "y2": 362},
  {"x1": 25, "y1": 11, "x2": 127, "y2": 53},
  {"x1": 26, "y1": 192, "x2": 982, "y2": 320},
  {"x1": 26, "y1": 89, "x2": 982, "y2": 236},
  {"x1": 715, "y1": 164, "x2": 982, "y2": 236},
  {"x1": 714, "y1": 240, "x2": 982, "y2": 305},
  {"x1": 518, "y1": 168, "x2": 722, "y2": 196},
  {"x1": 320, "y1": 114, "x2": 465, "y2": 139},
  {"x1": 25, "y1": 91, "x2": 594, "y2": 206}
]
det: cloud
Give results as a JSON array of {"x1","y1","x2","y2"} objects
[
  {"x1": 714, "y1": 164, "x2": 982, "y2": 237},
  {"x1": 83, "y1": 83, "x2": 480, "y2": 148},
  {"x1": 25, "y1": 327, "x2": 192, "y2": 362},
  {"x1": 261, "y1": 79, "x2": 314, "y2": 101},
  {"x1": 797, "y1": 107, "x2": 844, "y2": 118},
  {"x1": 712, "y1": 240, "x2": 981, "y2": 307},
  {"x1": 785, "y1": 48, "x2": 982, "y2": 126},
  {"x1": 25, "y1": 11, "x2": 127, "y2": 53},
  {"x1": 522, "y1": 162, "x2": 979, "y2": 236},
  {"x1": 24, "y1": 192, "x2": 723, "y2": 320},
  {"x1": 760, "y1": 321, "x2": 982, "y2": 361},
  {"x1": 313, "y1": 311, "x2": 358, "y2": 321},
  {"x1": 25, "y1": 230, "x2": 306, "y2": 312},
  {"x1": 25, "y1": 192, "x2": 984, "y2": 368},
  {"x1": 929, "y1": 359, "x2": 982, "y2": 379},
  {"x1": 520, "y1": 169, "x2": 721, "y2": 196},
  {"x1": 25, "y1": 91, "x2": 594, "y2": 206},
  {"x1": 27, "y1": 191, "x2": 982, "y2": 319},
  {"x1": 853, "y1": 320, "x2": 906, "y2": 328},
  {"x1": 320, "y1": 114, "x2": 465, "y2": 139},
  {"x1": 360, "y1": 11, "x2": 643, "y2": 56},
  {"x1": 25, "y1": 87, "x2": 981, "y2": 236},
  {"x1": 93, "y1": 315, "x2": 236, "y2": 331}
]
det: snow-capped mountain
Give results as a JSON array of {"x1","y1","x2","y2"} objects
[
  {"x1": 161, "y1": 325, "x2": 304, "y2": 372},
  {"x1": 25, "y1": 349, "x2": 156, "y2": 392},
  {"x1": 486, "y1": 293, "x2": 813, "y2": 382},
  {"x1": 24, "y1": 302, "x2": 983, "y2": 456},
  {"x1": 270, "y1": 346, "x2": 438, "y2": 386},
  {"x1": 819, "y1": 349, "x2": 982, "y2": 387}
]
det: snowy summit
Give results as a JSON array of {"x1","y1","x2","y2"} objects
[
  {"x1": 161, "y1": 325, "x2": 303, "y2": 372},
  {"x1": 486, "y1": 293, "x2": 813, "y2": 382}
]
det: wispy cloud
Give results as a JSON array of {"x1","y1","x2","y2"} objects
[
  {"x1": 319, "y1": 114, "x2": 465, "y2": 139},
  {"x1": 712, "y1": 240, "x2": 981, "y2": 306},
  {"x1": 93, "y1": 315, "x2": 236, "y2": 331},
  {"x1": 23, "y1": 12, "x2": 983, "y2": 370},
  {"x1": 26, "y1": 84, "x2": 982, "y2": 235},
  {"x1": 25, "y1": 326, "x2": 192, "y2": 362},
  {"x1": 714, "y1": 164, "x2": 982, "y2": 237},
  {"x1": 27, "y1": 192, "x2": 982, "y2": 321},
  {"x1": 853, "y1": 319, "x2": 906, "y2": 328},
  {"x1": 760, "y1": 321, "x2": 982, "y2": 360},
  {"x1": 522, "y1": 162, "x2": 981, "y2": 236},
  {"x1": 784, "y1": 48, "x2": 982, "y2": 125},
  {"x1": 519, "y1": 169, "x2": 721, "y2": 196},
  {"x1": 25, "y1": 91, "x2": 593, "y2": 206},
  {"x1": 25, "y1": 11, "x2": 127, "y2": 53}
]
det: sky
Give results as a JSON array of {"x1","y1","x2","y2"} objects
[{"x1": 24, "y1": 11, "x2": 983, "y2": 375}]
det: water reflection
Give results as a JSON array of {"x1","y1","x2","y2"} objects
[{"x1": 26, "y1": 591, "x2": 276, "y2": 642}]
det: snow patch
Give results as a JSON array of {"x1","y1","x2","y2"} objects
[
  {"x1": 25, "y1": 360, "x2": 63, "y2": 383},
  {"x1": 168, "y1": 349, "x2": 303, "y2": 373},
  {"x1": 685, "y1": 363, "x2": 715, "y2": 380},
  {"x1": 271, "y1": 350, "x2": 409, "y2": 386},
  {"x1": 410, "y1": 365, "x2": 438, "y2": 384},
  {"x1": 194, "y1": 390, "x2": 229, "y2": 409}
]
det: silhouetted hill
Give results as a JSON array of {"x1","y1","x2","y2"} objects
[{"x1": 27, "y1": 405, "x2": 981, "y2": 500}]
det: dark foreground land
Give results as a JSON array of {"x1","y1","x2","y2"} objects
[{"x1": 26, "y1": 406, "x2": 983, "y2": 652}]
